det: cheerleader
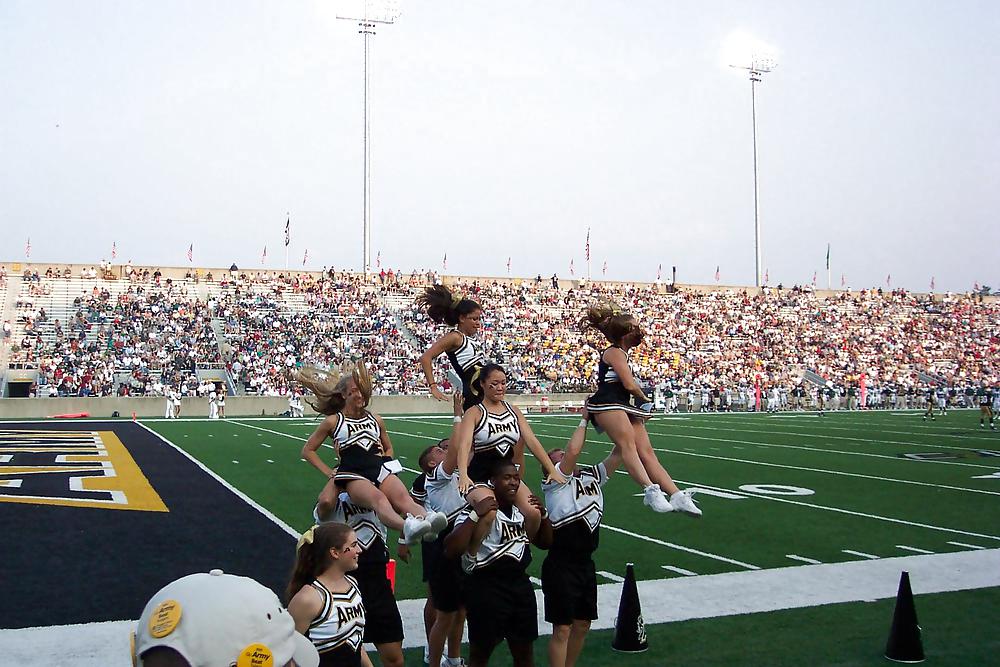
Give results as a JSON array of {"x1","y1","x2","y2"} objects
[
  {"x1": 297, "y1": 360, "x2": 447, "y2": 545},
  {"x1": 454, "y1": 363, "x2": 566, "y2": 530},
  {"x1": 216, "y1": 390, "x2": 226, "y2": 418},
  {"x1": 581, "y1": 302, "x2": 700, "y2": 516},
  {"x1": 417, "y1": 285, "x2": 488, "y2": 410},
  {"x1": 287, "y1": 522, "x2": 374, "y2": 667}
]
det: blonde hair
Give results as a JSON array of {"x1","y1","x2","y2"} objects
[
  {"x1": 292, "y1": 358, "x2": 374, "y2": 415},
  {"x1": 579, "y1": 301, "x2": 639, "y2": 345}
]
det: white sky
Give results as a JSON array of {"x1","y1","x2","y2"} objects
[{"x1": 1, "y1": 1, "x2": 998, "y2": 292}]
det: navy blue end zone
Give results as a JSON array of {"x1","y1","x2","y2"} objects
[{"x1": 0, "y1": 421, "x2": 297, "y2": 629}]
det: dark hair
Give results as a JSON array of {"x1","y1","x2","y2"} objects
[
  {"x1": 418, "y1": 444, "x2": 442, "y2": 473},
  {"x1": 471, "y1": 363, "x2": 506, "y2": 396},
  {"x1": 416, "y1": 285, "x2": 482, "y2": 326},
  {"x1": 580, "y1": 302, "x2": 642, "y2": 345},
  {"x1": 286, "y1": 522, "x2": 354, "y2": 602},
  {"x1": 489, "y1": 458, "x2": 518, "y2": 481}
]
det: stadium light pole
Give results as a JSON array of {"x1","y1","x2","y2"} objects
[
  {"x1": 731, "y1": 56, "x2": 776, "y2": 288},
  {"x1": 337, "y1": 1, "x2": 401, "y2": 276}
]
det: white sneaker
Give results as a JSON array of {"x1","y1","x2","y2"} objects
[
  {"x1": 423, "y1": 511, "x2": 449, "y2": 542},
  {"x1": 403, "y1": 514, "x2": 433, "y2": 545},
  {"x1": 643, "y1": 484, "x2": 673, "y2": 513},
  {"x1": 441, "y1": 658, "x2": 467, "y2": 667},
  {"x1": 670, "y1": 489, "x2": 702, "y2": 517}
]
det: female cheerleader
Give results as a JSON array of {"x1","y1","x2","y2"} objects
[
  {"x1": 417, "y1": 285, "x2": 488, "y2": 410},
  {"x1": 581, "y1": 302, "x2": 700, "y2": 516},
  {"x1": 287, "y1": 522, "x2": 373, "y2": 666},
  {"x1": 454, "y1": 363, "x2": 566, "y2": 529},
  {"x1": 297, "y1": 360, "x2": 447, "y2": 544}
]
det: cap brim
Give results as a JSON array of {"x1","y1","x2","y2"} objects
[{"x1": 291, "y1": 632, "x2": 319, "y2": 667}]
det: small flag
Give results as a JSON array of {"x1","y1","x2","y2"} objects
[
  {"x1": 187, "y1": 243, "x2": 193, "y2": 263},
  {"x1": 656, "y1": 263, "x2": 662, "y2": 281},
  {"x1": 825, "y1": 243, "x2": 830, "y2": 270},
  {"x1": 714, "y1": 265, "x2": 720, "y2": 282},
  {"x1": 886, "y1": 274, "x2": 891, "y2": 287},
  {"x1": 602, "y1": 260, "x2": 607, "y2": 276},
  {"x1": 443, "y1": 252, "x2": 447, "y2": 270},
  {"x1": 812, "y1": 271, "x2": 817, "y2": 286},
  {"x1": 930, "y1": 276, "x2": 935, "y2": 291},
  {"x1": 764, "y1": 268, "x2": 769, "y2": 284},
  {"x1": 111, "y1": 241, "x2": 117, "y2": 260},
  {"x1": 506, "y1": 257, "x2": 511, "y2": 274},
  {"x1": 262, "y1": 245, "x2": 267, "y2": 265},
  {"x1": 841, "y1": 273, "x2": 846, "y2": 287},
  {"x1": 585, "y1": 228, "x2": 591, "y2": 262},
  {"x1": 303, "y1": 249, "x2": 309, "y2": 266},
  {"x1": 376, "y1": 251, "x2": 381, "y2": 269},
  {"x1": 25, "y1": 237, "x2": 31, "y2": 258},
  {"x1": 284, "y1": 215, "x2": 290, "y2": 247},
  {"x1": 569, "y1": 258, "x2": 575, "y2": 276}
]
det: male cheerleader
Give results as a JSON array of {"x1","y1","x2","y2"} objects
[{"x1": 977, "y1": 383, "x2": 996, "y2": 430}]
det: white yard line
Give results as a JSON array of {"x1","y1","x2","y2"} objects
[
  {"x1": 896, "y1": 545, "x2": 934, "y2": 555},
  {"x1": 8, "y1": 549, "x2": 999, "y2": 665},
  {"x1": 946, "y1": 541, "x2": 986, "y2": 550},
  {"x1": 842, "y1": 549, "x2": 880, "y2": 560},
  {"x1": 785, "y1": 554, "x2": 822, "y2": 564},
  {"x1": 597, "y1": 570, "x2": 625, "y2": 582},
  {"x1": 661, "y1": 565, "x2": 698, "y2": 576},
  {"x1": 711, "y1": 414, "x2": 1000, "y2": 445},
  {"x1": 601, "y1": 525, "x2": 760, "y2": 570}
]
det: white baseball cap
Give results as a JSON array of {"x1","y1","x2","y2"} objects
[{"x1": 133, "y1": 569, "x2": 319, "y2": 667}]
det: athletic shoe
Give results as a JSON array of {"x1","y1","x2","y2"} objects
[
  {"x1": 423, "y1": 511, "x2": 449, "y2": 542},
  {"x1": 424, "y1": 647, "x2": 430, "y2": 666},
  {"x1": 441, "y1": 658, "x2": 467, "y2": 667},
  {"x1": 669, "y1": 489, "x2": 702, "y2": 517},
  {"x1": 403, "y1": 515, "x2": 433, "y2": 545},
  {"x1": 643, "y1": 484, "x2": 673, "y2": 513}
]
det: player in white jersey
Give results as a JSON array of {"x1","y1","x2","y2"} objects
[
  {"x1": 164, "y1": 388, "x2": 176, "y2": 418},
  {"x1": 445, "y1": 459, "x2": 553, "y2": 667},
  {"x1": 417, "y1": 285, "x2": 489, "y2": 410},
  {"x1": 287, "y1": 522, "x2": 372, "y2": 667},
  {"x1": 290, "y1": 391, "x2": 305, "y2": 417},
  {"x1": 454, "y1": 364, "x2": 566, "y2": 535},
  {"x1": 296, "y1": 360, "x2": 447, "y2": 546},
  {"x1": 208, "y1": 391, "x2": 218, "y2": 419},
  {"x1": 541, "y1": 409, "x2": 622, "y2": 667}
]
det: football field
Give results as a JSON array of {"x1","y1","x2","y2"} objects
[{"x1": 2, "y1": 409, "x2": 999, "y2": 665}]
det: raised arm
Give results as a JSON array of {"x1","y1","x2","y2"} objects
[
  {"x1": 454, "y1": 405, "x2": 480, "y2": 494},
  {"x1": 513, "y1": 407, "x2": 566, "y2": 484},
  {"x1": 301, "y1": 415, "x2": 339, "y2": 478},
  {"x1": 420, "y1": 331, "x2": 462, "y2": 402},
  {"x1": 442, "y1": 391, "x2": 464, "y2": 476},
  {"x1": 374, "y1": 414, "x2": 394, "y2": 458},
  {"x1": 605, "y1": 347, "x2": 649, "y2": 404},
  {"x1": 558, "y1": 407, "x2": 590, "y2": 474}
]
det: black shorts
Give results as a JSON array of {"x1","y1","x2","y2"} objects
[
  {"x1": 542, "y1": 556, "x2": 597, "y2": 625},
  {"x1": 335, "y1": 456, "x2": 402, "y2": 489},
  {"x1": 420, "y1": 539, "x2": 434, "y2": 582},
  {"x1": 427, "y1": 534, "x2": 464, "y2": 613},
  {"x1": 353, "y1": 566, "x2": 404, "y2": 645},
  {"x1": 463, "y1": 571, "x2": 537, "y2": 647}
]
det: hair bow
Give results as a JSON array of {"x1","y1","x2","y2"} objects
[
  {"x1": 450, "y1": 291, "x2": 465, "y2": 307},
  {"x1": 296, "y1": 525, "x2": 318, "y2": 551}
]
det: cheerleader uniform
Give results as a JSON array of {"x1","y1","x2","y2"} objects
[
  {"x1": 467, "y1": 401, "x2": 520, "y2": 486},
  {"x1": 331, "y1": 411, "x2": 403, "y2": 488},
  {"x1": 585, "y1": 346, "x2": 650, "y2": 421},
  {"x1": 422, "y1": 461, "x2": 470, "y2": 612},
  {"x1": 306, "y1": 576, "x2": 366, "y2": 667},
  {"x1": 447, "y1": 331, "x2": 488, "y2": 410}
]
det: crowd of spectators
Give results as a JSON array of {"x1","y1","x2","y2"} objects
[{"x1": 3, "y1": 265, "x2": 997, "y2": 401}]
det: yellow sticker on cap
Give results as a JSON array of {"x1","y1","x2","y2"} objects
[
  {"x1": 237, "y1": 643, "x2": 274, "y2": 667},
  {"x1": 148, "y1": 599, "x2": 182, "y2": 638}
]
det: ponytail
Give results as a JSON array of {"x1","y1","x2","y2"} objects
[
  {"x1": 416, "y1": 285, "x2": 482, "y2": 326},
  {"x1": 286, "y1": 522, "x2": 353, "y2": 602},
  {"x1": 579, "y1": 301, "x2": 640, "y2": 345}
]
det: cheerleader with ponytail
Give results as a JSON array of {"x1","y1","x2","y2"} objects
[
  {"x1": 581, "y1": 302, "x2": 701, "y2": 516},
  {"x1": 288, "y1": 523, "x2": 373, "y2": 666},
  {"x1": 417, "y1": 285, "x2": 488, "y2": 410},
  {"x1": 297, "y1": 359, "x2": 448, "y2": 545}
]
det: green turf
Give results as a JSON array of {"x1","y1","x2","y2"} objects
[{"x1": 396, "y1": 586, "x2": 1000, "y2": 666}]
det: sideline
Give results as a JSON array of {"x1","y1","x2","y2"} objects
[{"x1": 4, "y1": 548, "x2": 997, "y2": 665}]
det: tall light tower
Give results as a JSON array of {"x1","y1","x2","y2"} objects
[
  {"x1": 337, "y1": 1, "x2": 401, "y2": 276},
  {"x1": 731, "y1": 55, "x2": 776, "y2": 288}
]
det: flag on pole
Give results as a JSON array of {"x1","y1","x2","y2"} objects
[
  {"x1": 284, "y1": 215, "x2": 290, "y2": 247},
  {"x1": 714, "y1": 266, "x2": 720, "y2": 282},
  {"x1": 812, "y1": 271, "x2": 817, "y2": 286},
  {"x1": 585, "y1": 228, "x2": 590, "y2": 261},
  {"x1": 841, "y1": 273, "x2": 846, "y2": 287},
  {"x1": 25, "y1": 237, "x2": 31, "y2": 258},
  {"x1": 376, "y1": 251, "x2": 381, "y2": 269},
  {"x1": 602, "y1": 260, "x2": 607, "y2": 276},
  {"x1": 764, "y1": 268, "x2": 769, "y2": 284},
  {"x1": 506, "y1": 257, "x2": 511, "y2": 274},
  {"x1": 187, "y1": 244, "x2": 193, "y2": 263},
  {"x1": 442, "y1": 253, "x2": 447, "y2": 270},
  {"x1": 569, "y1": 259, "x2": 575, "y2": 276},
  {"x1": 261, "y1": 245, "x2": 267, "y2": 265},
  {"x1": 656, "y1": 263, "x2": 662, "y2": 281},
  {"x1": 886, "y1": 274, "x2": 891, "y2": 287},
  {"x1": 111, "y1": 241, "x2": 117, "y2": 260},
  {"x1": 303, "y1": 249, "x2": 309, "y2": 266},
  {"x1": 825, "y1": 243, "x2": 830, "y2": 270},
  {"x1": 930, "y1": 276, "x2": 935, "y2": 291}
]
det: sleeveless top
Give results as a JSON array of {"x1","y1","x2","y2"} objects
[
  {"x1": 307, "y1": 576, "x2": 365, "y2": 666},
  {"x1": 467, "y1": 400, "x2": 520, "y2": 482},
  {"x1": 446, "y1": 332, "x2": 487, "y2": 409},
  {"x1": 331, "y1": 411, "x2": 383, "y2": 469}
]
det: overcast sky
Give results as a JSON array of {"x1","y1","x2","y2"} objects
[{"x1": 2, "y1": 1, "x2": 998, "y2": 292}]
